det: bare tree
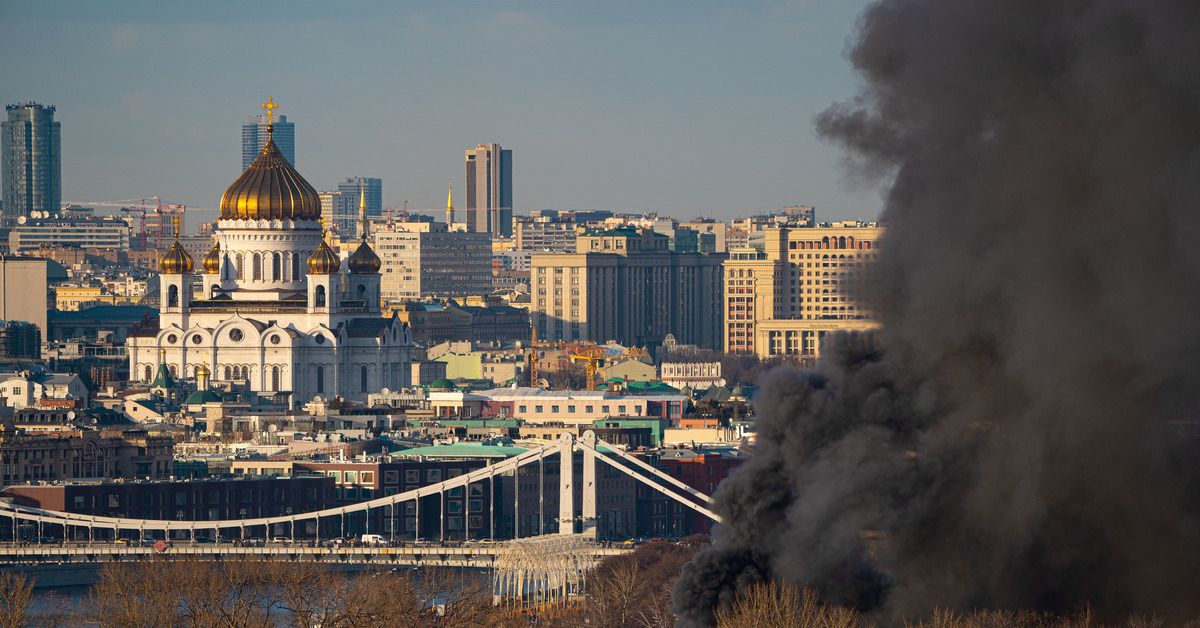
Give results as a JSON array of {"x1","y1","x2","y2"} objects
[{"x1": 0, "y1": 571, "x2": 33, "y2": 628}]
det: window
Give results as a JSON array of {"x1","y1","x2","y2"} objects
[
  {"x1": 361, "y1": 365, "x2": 368, "y2": 393},
  {"x1": 361, "y1": 471, "x2": 375, "y2": 484},
  {"x1": 252, "y1": 253, "x2": 262, "y2": 281},
  {"x1": 271, "y1": 366, "x2": 279, "y2": 391},
  {"x1": 384, "y1": 470, "x2": 398, "y2": 484},
  {"x1": 405, "y1": 470, "x2": 419, "y2": 483},
  {"x1": 344, "y1": 471, "x2": 358, "y2": 484},
  {"x1": 315, "y1": 285, "x2": 326, "y2": 308},
  {"x1": 12, "y1": 387, "x2": 20, "y2": 396},
  {"x1": 534, "y1": 406, "x2": 543, "y2": 413},
  {"x1": 618, "y1": 406, "x2": 626, "y2": 414},
  {"x1": 272, "y1": 252, "x2": 281, "y2": 281},
  {"x1": 567, "y1": 406, "x2": 575, "y2": 413},
  {"x1": 585, "y1": 406, "x2": 593, "y2": 413},
  {"x1": 518, "y1": 405, "x2": 526, "y2": 413},
  {"x1": 327, "y1": 470, "x2": 342, "y2": 483},
  {"x1": 316, "y1": 366, "x2": 324, "y2": 393},
  {"x1": 601, "y1": 405, "x2": 610, "y2": 413},
  {"x1": 551, "y1": 405, "x2": 559, "y2": 413}
]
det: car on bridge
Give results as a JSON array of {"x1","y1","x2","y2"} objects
[
  {"x1": 114, "y1": 538, "x2": 137, "y2": 545},
  {"x1": 271, "y1": 537, "x2": 293, "y2": 545},
  {"x1": 243, "y1": 537, "x2": 264, "y2": 547}
]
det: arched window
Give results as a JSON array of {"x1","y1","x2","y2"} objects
[
  {"x1": 241, "y1": 366, "x2": 249, "y2": 380},
  {"x1": 236, "y1": 254, "x2": 244, "y2": 280},
  {"x1": 292, "y1": 254, "x2": 300, "y2": 280},
  {"x1": 315, "y1": 285, "x2": 326, "y2": 307},
  {"x1": 272, "y1": 253, "x2": 281, "y2": 281},
  {"x1": 223, "y1": 254, "x2": 232, "y2": 279},
  {"x1": 272, "y1": 366, "x2": 280, "y2": 391},
  {"x1": 357, "y1": 284, "x2": 366, "y2": 300},
  {"x1": 282, "y1": 253, "x2": 290, "y2": 282},
  {"x1": 167, "y1": 285, "x2": 179, "y2": 308},
  {"x1": 361, "y1": 365, "x2": 368, "y2": 393},
  {"x1": 144, "y1": 365, "x2": 152, "y2": 381},
  {"x1": 169, "y1": 365, "x2": 177, "y2": 377},
  {"x1": 316, "y1": 366, "x2": 325, "y2": 393},
  {"x1": 253, "y1": 253, "x2": 262, "y2": 281},
  {"x1": 224, "y1": 366, "x2": 231, "y2": 380}
]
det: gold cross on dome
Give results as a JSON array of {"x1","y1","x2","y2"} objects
[
  {"x1": 171, "y1": 214, "x2": 180, "y2": 239},
  {"x1": 261, "y1": 97, "x2": 279, "y2": 124}
]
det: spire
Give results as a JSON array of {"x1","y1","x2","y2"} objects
[
  {"x1": 446, "y1": 180, "x2": 454, "y2": 228},
  {"x1": 359, "y1": 181, "x2": 367, "y2": 240}
]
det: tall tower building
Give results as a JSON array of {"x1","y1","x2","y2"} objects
[
  {"x1": 242, "y1": 104, "x2": 294, "y2": 170},
  {"x1": 464, "y1": 143, "x2": 512, "y2": 238},
  {"x1": 334, "y1": 177, "x2": 381, "y2": 239},
  {"x1": 2, "y1": 103, "x2": 61, "y2": 227}
]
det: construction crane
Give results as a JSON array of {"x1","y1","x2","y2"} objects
[
  {"x1": 526, "y1": 327, "x2": 546, "y2": 388},
  {"x1": 568, "y1": 346, "x2": 649, "y2": 391}
]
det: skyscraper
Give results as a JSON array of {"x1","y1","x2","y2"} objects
[
  {"x1": 242, "y1": 113, "x2": 295, "y2": 170},
  {"x1": 332, "y1": 177, "x2": 381, "y2": 239},
  {"x1": 465, "y1": 143, "x2": 512, "y2": 237},
  {"x1": 2, "y1": 103, "x2": 61, "y2": 227}
]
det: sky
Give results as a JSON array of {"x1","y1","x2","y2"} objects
[{"x1": 1, "y1": 0, "x2": 880, "y2": 232}]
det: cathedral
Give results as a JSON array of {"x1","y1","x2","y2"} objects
[{"x1": 128, "y1": 106, "x2": 413, "y2": 406}]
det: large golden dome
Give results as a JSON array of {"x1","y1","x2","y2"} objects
[
  {"x1": 159, "y1": 239, "x2": 194, "y2": 274},
  {"x1": 219, "y1": 128, "x2": 322, "y2": 221},
  {"x1": 307, "y1": 238, "x2": 341, "y2": 275}
]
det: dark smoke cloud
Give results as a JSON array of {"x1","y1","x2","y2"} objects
[{"x1": 674, "y1": 0, "x2": 1200, "y2": 625}]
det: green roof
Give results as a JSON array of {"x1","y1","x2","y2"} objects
[
  {"x1": 150, "y1": 363, "x2": 174, "y2": 389},
  {"x1": 185, "y1": 390, "x2": 221, "y2": 405},
  {"x1": 605, "y1": 376, "x2": 625, "y2": 383},
  {"x1": 624, "y1": 380, "x2": 681, "y2": 394},
  {"x1": 398, "y1": 443, "x2": 528, "y2": 458},
  {"x1": 429, "y1": 378, "x2": 457, "y2": 390}
]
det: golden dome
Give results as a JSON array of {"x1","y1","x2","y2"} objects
[
  {"x1": 219, "y1": 128, "x2": 322, "y2": 222},
  {"x1": 159, "y1": 239, "x2": 194, "y2": 274},
  {"x1": 307, "y1": 238, "x2": 341, "y2": 275},
  {"x1": 347, "y1": 237, "x2": 381, "y2": 274},
  {"x1": 201, "y1": 243, "x2": 221, "y2": 274},
  {"x1": 195, "y1": 363, "x2": 211, "y2": 378}
]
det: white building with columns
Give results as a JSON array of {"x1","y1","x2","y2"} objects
[{"x1": 127, "y1": 117, "x2": 413, "y2": 407}]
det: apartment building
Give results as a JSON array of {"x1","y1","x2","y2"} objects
[{"x1": 372, "y1": 222, "x2": 492, "y2": 300}]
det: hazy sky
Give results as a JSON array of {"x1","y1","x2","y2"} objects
[{"x1": 1, "y1": 0, "x2": 880, "y2": 230}]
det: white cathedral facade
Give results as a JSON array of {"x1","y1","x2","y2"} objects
[{"x1": 128, "y1": 118, "x2": 413, "y2": 407}]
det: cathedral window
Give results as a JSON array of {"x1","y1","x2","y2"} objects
[
  {"x1": 273, "y1": 253, "x2": 281, "y2": 281},
  {"x1": 361, "y1": 365, "x2": 368, "y2": 393},
  {"x1": 272, "y1": 366, "x2": 280, "y2": 392},
  {"x1": 167, "y1": 285, "x2": 178, "y2": 308},
  {"x1": 253, "y1": 253, "x2": 262, "y2": 281},
  {"x1": 292, "y1": 254, "x2": 300, "y2": 280},
  {"x1": 315, "y1": 286, "x2": 326, "y2": 308},
  {"x1": 144, "y1": 365, "x2": 152, "y2": 381},
  {"x1": 229, "y1": 329, "x2": 244, "y2": 342},
  {"x1": 236, "y1": 254, "x2": 244, "y2": 280},
  {"x1": 316, "y1": 366, "x2": 325, "y2": 393},
  {"x1": 224, "y1": 366, "x2": 231, "y2": 380},
  {"x1": 357, "y1": 285, "x2": 366, "y2": 300},
  {"x1": 169, "y1": 365, "x2": 177, "y2": 377}
]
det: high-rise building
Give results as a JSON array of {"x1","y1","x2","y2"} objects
[
  {"x1": 724, "y1": 223, "x2": 883, "y2": 360},
  {"x1": 530, "y1": 228, "x2": 725, "y2": 349},
  {"x1": 372, "y1": 222, "x2": 493, "y2": 300},
  {"x1": 2, "y1": 103, "x2": 61, "y2": 227},
  {"x1": 465, "y1": 143, "x2": 512, "y2": 237},
  {"x1": 322, "y1": 177, "x2": 383, "y2": 239},
  {"x1": 242, "y1": 113, "x2": 294, "y2": 170}
]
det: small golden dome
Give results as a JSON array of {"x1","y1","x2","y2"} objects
[
  {"x1": 159, "y1": 239, "x2": 194, "y2": 274},
  {"x1": 201, "y1": 243, "x2": 221, "y2": 274},
  {"x1": 219, "y1": 128, "x2": 322, "y2": 222},
  {"x1": 307, "y1": 238, "x2": 341, "y2": 275},
  {"x1": 195, "y1": 363, "x2": 211, "y2": 378},
  {"x1": 347, "y1": 237, "x2": 381, "y2": 274}
]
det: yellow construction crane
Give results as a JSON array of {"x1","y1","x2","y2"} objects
[
  {"x1": 568, "y1": 346, "x2": 649, "y2": 391},
  {"x1": 525, "y1": 327, "x2": 550, "y2": 388}
]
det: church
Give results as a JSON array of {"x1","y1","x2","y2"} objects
[{"x1": 128, "y1": 104, "x2": 414, "y2": 407}]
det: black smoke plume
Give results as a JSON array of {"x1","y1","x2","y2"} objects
[{"x1": 674, "y1": 0, "x2": 1200, "y2": 625}]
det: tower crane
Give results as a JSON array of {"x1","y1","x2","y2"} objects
[
  {"x1": 568, "y1": 346, "x2": 649, "y2": 391},
  {"x1": 120, "y1": 206, "x2": 147, "y2": 250}
]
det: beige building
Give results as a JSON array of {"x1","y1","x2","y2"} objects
[
  {"x1": 530, "y1": 228, "x2": 725, "y2": 349},
  {"x1": 0, "y1": 255, "x2": 49, "y2": 340},
  {"x1": 725, "y1": 224, "x2": 883, "y2": 358},
  {"x1": 372, "y1": 222, "x2": 492, "y2": 300}
]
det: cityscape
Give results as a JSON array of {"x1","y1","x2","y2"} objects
[{"x1": 4, "y1": 1, "x2": 1200, "y2": 627}]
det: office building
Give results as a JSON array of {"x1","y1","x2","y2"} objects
[
  {"x1": 2, "y1": 103, "x2": 60, "y2": 227},
  {"x1": 7, "y1": 217, "x2": 131, "y2": 253},
  {"x1": 373, "y1": 222, "x2": 493, "y2": 300},
  {"x1": 333, "y1": 177, "x2": 382, "y2": 238},
  {"x1": 0, "y1": 255, "x2": 49, "y2": 343},
  {"x1": 242, "y1": 113, "x2": 294, "y2": 170},
  {"x1": 724, "y1": 223, "x2": 883, "y2": 358},
  {"x1": 465, "y1": 143, "x2": 512, "y2": 237},
  {"x1": 530, "y1": 228, "x2": 725, "y2": 349},
  {"x1": 515, "y1": 213, "x2": 576, "y2": 252}
]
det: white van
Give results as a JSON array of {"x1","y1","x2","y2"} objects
[{"x1": 361, "y1": 534, "x2": 387, "y2": 546}]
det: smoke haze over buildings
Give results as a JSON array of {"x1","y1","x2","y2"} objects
[{"x1": 674, "y1": 0, "x2": 1200, "y2": 625}]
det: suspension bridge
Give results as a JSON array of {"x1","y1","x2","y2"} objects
[{"x1": 0, "y1": 432, "x2": 722, "y2": 603}]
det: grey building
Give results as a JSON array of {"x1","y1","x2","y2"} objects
[
  {"x1": 465, "y1": 143, "x2": 512, "y2": 238},
  {"x1": 2, "y1": 103, "x2": 61, "y2": 227},
  {"x1": 242, "y1": 113, "x2": 295, "y2": 170},
  {"x1": 333, "y1": 177, "x2": 382, "y2": 238}
]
